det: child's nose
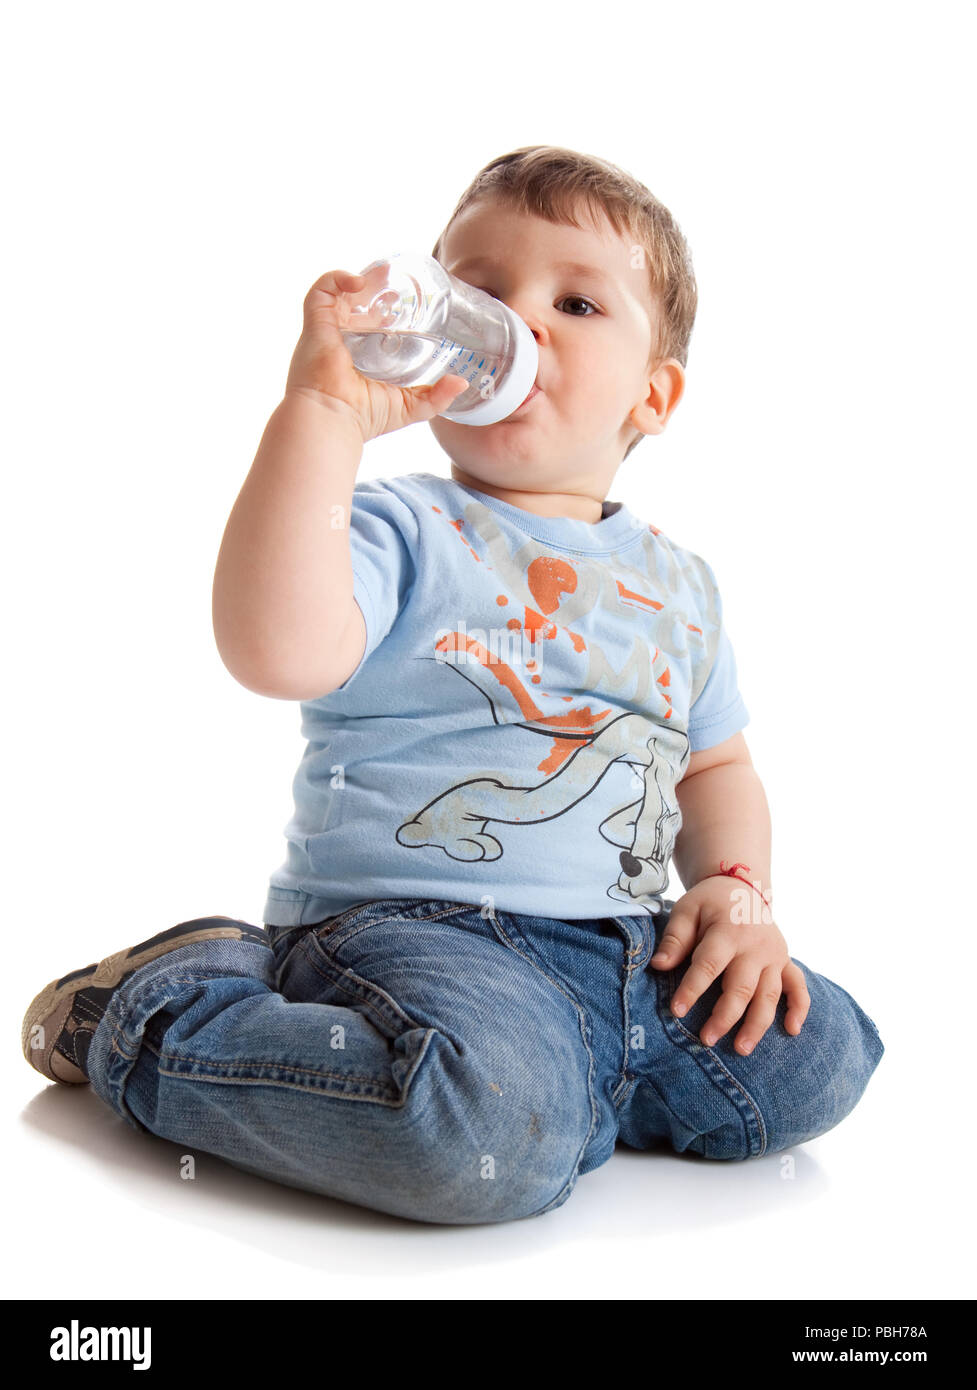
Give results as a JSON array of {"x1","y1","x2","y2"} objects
[{"x1": 507, "y1": 304, "x2": 544, "y2": 342}]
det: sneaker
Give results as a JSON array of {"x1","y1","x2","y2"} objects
[{"x1": 22, "y1": 917, "x2": 269, "y2": 1085}]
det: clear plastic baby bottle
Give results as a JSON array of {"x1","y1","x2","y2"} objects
[{"x1": 340, "y1": 252, "x2": 539, "y2": 426}]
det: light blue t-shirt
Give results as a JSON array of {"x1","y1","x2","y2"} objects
[{"x1": 263, "y1": 471, "x2": 749, "y2": 925}]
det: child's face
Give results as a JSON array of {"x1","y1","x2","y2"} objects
[{"x1": 429, "y1": 198, "x2": 685, "y2": 497}]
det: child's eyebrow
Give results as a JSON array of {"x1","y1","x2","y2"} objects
[{"x1": 450, "y1": 256, "x2": 620, "y2": 293}]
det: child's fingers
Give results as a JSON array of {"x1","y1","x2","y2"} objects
[
  {"x1": 669, "y1": 928, "x2": 737, "y2": 1019},
  {"x1": 303, "y1": 269, "x2": 364, "y2": 317},
  {"x1": 648, "y1": 904, "x2": 697, "y2": 969},
  {"x1": 404, "y1": 374, "x2": 469, "y2": 422},
  {"x1": 431, "y1": 374, "x2": 471, "y2": 410},
  {"x1": 693, "y1": 956, "x2": 764, "y2": 1046},
  {"x1": 302, "y1": 266, "x2": 386, "y2": 333},
  {"x1": 782, "y1": 961, "x2": 811, "y2": 1035},
  {"x1": 728, "y1": 964, "x2": 786, "y2": 1054}
]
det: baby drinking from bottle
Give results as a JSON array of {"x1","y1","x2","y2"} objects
[{"x1": 23, "y1": 143, "x2": 884, "y2": 1225}]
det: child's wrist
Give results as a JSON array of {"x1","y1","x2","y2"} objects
[{"x1": 697, "y1": 861, "x2": 772, "y2": 908}]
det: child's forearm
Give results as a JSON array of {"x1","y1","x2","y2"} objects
[
  {"x1": 672, "y1": 762, "x2": 773, "y2": 901},
  {"x1": 212, "y1": 390, "x2": 364, "y2": 697}
]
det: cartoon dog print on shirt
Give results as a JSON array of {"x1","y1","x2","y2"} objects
[{"x1": 395, "y1": 498, "x2": 720, "y2": 914}]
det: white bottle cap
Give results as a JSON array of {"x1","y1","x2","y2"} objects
[{"x1": 441, "y1": 311, "x2": 539, "y2": 427}]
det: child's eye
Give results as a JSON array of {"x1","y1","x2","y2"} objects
[
  {"x1": 558, "y1": 295, "x2": 598, "y2": 316},
  {"x1": 473, "y1": 288, "x2": 598, "y2": 317}
]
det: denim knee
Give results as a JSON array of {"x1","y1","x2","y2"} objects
[
  {"x1": 373, "y1": 1069, "x2": 588, "y2": 1226},
  {"x1": 680, "y1": 970, "x2": 884, "y2": 1163},
  {"x1": 759, "y1": 976, "x2": 885, "y2": 1158}
]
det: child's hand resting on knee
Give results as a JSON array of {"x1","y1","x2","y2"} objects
[{"x1": 648, "y1": 878, "x2": 810, "y2": 1055}]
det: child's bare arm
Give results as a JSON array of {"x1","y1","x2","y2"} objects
[
  {"x1": 650, "y1": 732, "x2": 810, "y2": 1053},
  {"x1": 671, "y1": 732, "x2": 771, "y2": 898},
  {"x1": 212, "y1": 391, "x2": 366, "y2": 698},
  {"x1": 212, "y1": 267, "x2": 467, "y2": 699}
]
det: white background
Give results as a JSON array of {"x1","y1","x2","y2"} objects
[{"x1": 4, "y1": 0, "x2": 974, "y2": 1301}]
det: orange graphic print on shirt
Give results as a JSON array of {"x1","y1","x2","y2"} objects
[{"x1": 393, "y1": 501, "x2": 715, "y2": 913}]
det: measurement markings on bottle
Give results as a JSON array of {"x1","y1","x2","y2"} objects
[{"x1": 432, "y1": 338, "x2": 497, "y2": 386}]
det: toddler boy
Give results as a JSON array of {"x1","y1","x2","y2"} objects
[{"x1": 23, "y1": 146, "x2": 884, "y2": 1225}]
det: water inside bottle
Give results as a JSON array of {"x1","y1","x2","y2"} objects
[{"x1": 341, "y1": 326, "x2": 502, "y2": 393}]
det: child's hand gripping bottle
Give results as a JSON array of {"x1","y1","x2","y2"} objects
[{"x1": 340, "y1": 252, "x2": 539, "y2": 425}]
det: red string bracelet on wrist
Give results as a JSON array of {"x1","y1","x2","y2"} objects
[{"x1": 705, "y1": 860, "x2": 772, "y2": 909}]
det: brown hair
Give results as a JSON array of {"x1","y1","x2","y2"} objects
[{"x1": 431, "y1": 145, "x2": 698, "y2": 459}]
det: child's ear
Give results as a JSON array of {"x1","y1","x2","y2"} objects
[{"x1": 630, "y1": 359, "x2": 686, "y2": 437}]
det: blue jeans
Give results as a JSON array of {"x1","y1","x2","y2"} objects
[{"x1": 86, "y1": 896, "x2": 884, "y2": 1225}]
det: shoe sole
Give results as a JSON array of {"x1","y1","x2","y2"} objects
[{"x1": 22, "y1": 918, "x2": 268, "y2": 1081}]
